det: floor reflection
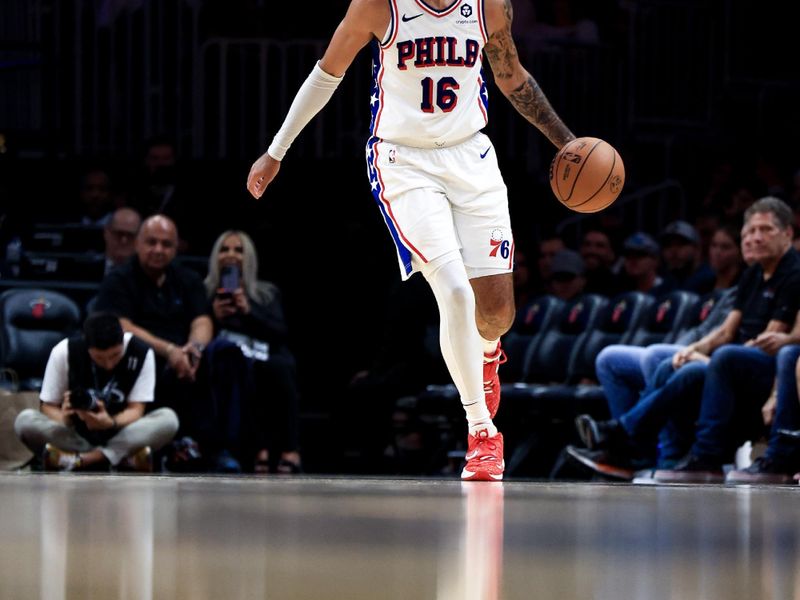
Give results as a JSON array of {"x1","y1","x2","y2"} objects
[{"x1": 0, "y1": 475, "x2": 799, "y2": 599}]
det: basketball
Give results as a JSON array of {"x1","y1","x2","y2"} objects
[{"x1": 549, "y1": 137, "x2": 625, "y2": 213}]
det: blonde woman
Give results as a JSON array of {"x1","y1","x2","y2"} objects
[{"x1": 204, "y1": 230, "x2": 301, "y2": 474}]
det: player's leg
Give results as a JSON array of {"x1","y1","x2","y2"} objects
[
  {"x1": 421, "y1": 251, "x2": 505, "y2": 481},
  {"x1": 420, "y1": 255, "x2": 505, "y2": 481},
  {"x1": 420, "y1": 252, "x2": 493, "y2": 434},
  {"x1": 470, "y1": 273, "x2": 515, "y2": 342},
  {"x1": 470, "y1": 273, "x2": 513, "y2": 419},
  {"x1": 366, "y1": 138, "x2": 503, "y2": 480},
  {"x1": 448, "y1": 132, "x2": 515, "y2": 420}
]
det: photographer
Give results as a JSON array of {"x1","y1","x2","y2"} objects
[
  {"x1": 14, "y1": 313, "x2": 179, "y2": 471},
  {"x1": 94, "y1": 214, "x2": 213, "y2": 470}
]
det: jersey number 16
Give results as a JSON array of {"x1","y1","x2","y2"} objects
[{"x1": 420, "y1": 76, "x2": 459, "y2": 113}]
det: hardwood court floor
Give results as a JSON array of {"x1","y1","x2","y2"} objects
[{"x1": 1, "y1": 473, "x2": 799, "y2": 599}]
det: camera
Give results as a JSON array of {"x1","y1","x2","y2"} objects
[
  {"x1": 217, "y1": 264, "x2": 240, "y2": 299},
  {"x1": 70, "y1": 387, "x2": 99, "y2": 411},
  {"x1": 69, "y1": 386, "x2": 125, "y2": 411}
]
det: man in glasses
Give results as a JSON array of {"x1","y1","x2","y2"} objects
[{"x1": 103, "y1": 207, "x2": 142, "y2": 276}]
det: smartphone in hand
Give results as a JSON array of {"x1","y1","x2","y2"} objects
[{"x1": 217, "y1": 265, "x2": 241, "y2": 300}]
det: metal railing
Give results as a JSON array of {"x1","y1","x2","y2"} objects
[
  {"x1": 556, "y1": 179, "x2": 686, "y2": 244},
  {"x1": 1, "y1": 0, "x2": 794, "y2": 166},
  {"x1": 19, "y1": 0, "x2": 203, "y2": 157}
]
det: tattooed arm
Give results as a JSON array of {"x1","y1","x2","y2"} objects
[{"x1": 484, "y1": 0, "x2": 575, "y2": 148}]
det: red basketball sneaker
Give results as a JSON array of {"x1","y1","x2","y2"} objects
[
  {"x1": 461, "y1": 429, "x2": 505, "y2": 481},
  {"x1": 483, "y1": 344, "x2": 507, "y2": 419}
]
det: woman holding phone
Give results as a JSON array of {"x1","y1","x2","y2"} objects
[{"x1": 203, "y1": 230, "x2": 302, "y2": 474}]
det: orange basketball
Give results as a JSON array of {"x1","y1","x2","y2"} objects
[{"x1": 549, "y1": 137, "x2": 625, "y2": 213}]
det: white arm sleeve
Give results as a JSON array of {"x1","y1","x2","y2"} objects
[{"x1": 267, "y1": 61, "x2": 344, "y2": 161}]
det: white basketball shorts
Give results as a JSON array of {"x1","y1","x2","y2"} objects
[{"x1": 365, "y1": 132, "x2": 514, "y2": 280}]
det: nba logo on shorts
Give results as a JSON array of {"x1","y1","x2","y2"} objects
[{"x1": 388, "y1": 148, "x2": 397, "y2": 164}]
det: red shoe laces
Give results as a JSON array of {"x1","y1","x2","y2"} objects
[{"x1": 473, "y1": 430, "x2": 498, "y2": 457}]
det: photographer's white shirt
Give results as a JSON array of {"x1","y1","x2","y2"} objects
[{"x1": 40, "y1": 333, "x2": 156, "y2": 405}]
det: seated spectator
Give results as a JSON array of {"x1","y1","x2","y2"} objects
[
  {"x1": 512, "y1": 245, "x2": 535, "y2": 309},
  {"x1": 658, "y1": 220, "x2": 716, "y2": 294},
  {"x1": 568, "y1": 197, "x2": 800, "y2": 481},
  {"x1": 617, "y1": 232, "x2": 673, "y2": 297},
  {"x1": 129, "y1": 135, "x2": 205, "y2": 253},
  {"x1": 103, "y1": 207, "x2": 141, "y2": 275},
  {"x1": 14, "y1": 313, "x2": 178, "y2": 471},
  {"x1": 573, "y1": 226, "x2": 755, "y2": 478},
  {"x1": 707, "y1": 223, "x2": 745, "y2": 290},
  {"x1": 533, "y1": 233, "x2": 566, "y2": 295},
  {"x1": 549, "y1": 249, "x2": 586, "y2": 301},
  {"x1": 693, "y1": 209, "x2": 721, "y2": 262},
  {"x1": 74, "y1": 165, "x2": 115, "y2": 226},
  {"x1": 94, "y1": 215, "x2": 214, "y2": 468},
  {"x1": 579, "y1": 227, "x2": 620, "y2": 296},
  {"x1": 203, "y1": 230, "x2": 302, "y2": 474},
  {"x1": 726, "y1": 344, "x2": 800, "y2": 483}
]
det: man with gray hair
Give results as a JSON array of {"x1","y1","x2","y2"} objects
[{"x1": 568, "y1": 197, "x2": 800, "y2": 482}]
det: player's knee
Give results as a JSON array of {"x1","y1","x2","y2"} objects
[
  {"x1": 446, "y1": 282, "x2": 476, "y2": 314},
  {"x1": 494, "y1": 303, "x2": 515, "y2": 331},
  {"x1": 482, "y1": 296, "x2": 514, "y2": 330}
]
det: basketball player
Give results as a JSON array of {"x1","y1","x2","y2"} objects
[{"x1": 247, "y1": 0, "x2": 575, "y2": 480}]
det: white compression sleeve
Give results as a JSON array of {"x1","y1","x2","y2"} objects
[
  {"x1": 421, "y1": 255, "x2": 494, "y2": 434},
  {"x1": 267, "y1": 61, "x2": 344, "y2": 161}
]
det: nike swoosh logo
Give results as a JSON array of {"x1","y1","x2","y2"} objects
[
  {"x1": 480, "y1": 146, "x2": 491, "y2": 159},
  {"x1": 465, "y1": 450, "x2": 480, "y2": 460},
  {"x1": 402, "y1": 13, "x2": 423, "y2": 22}
]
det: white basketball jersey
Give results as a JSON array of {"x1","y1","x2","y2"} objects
[{"x1": 369, "y1": 0, "x2": 489, "y2": 148}]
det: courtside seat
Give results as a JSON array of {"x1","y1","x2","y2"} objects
[
  {"x1": 500, "y1": 293, "x2": 651, "y2": 475},
  {"x1": 0, "y1": 288, "x2": 81, "y2": 390},
  {"x1": 501, "y1": 293, "x2": 609, "y2": 411},
  {"x1": 672, "y1": 288, "x2": 727, "y2": 341},
  {"x1": 507, "y1": 292, "x2": 652, "y2": 414},
  {"x1": 418, "y1": 295, "x2": 565, "y2": 409},
  {"x1": 571, "y1": 290, "x2": 708, "y2": 417},
  {"x1": 621, "y1": 290, "x2": 699, "y2": 347},
  {"x1": 503, "y1": 295, "x2": 565, "y2": 382}
]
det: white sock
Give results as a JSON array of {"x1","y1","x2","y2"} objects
[
  {"x1": 469, "y1": 421, "x2": 498, "y2": 437},
  {"x1": 482, "y1": 337, "x2": 500, "y2": 358},
  {"x1": 422, "y1": 256, "x2": 495, "y2": 433}
]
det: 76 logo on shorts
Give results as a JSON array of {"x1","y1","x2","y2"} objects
[{"x1": 488, "y1": 230, "x2": 511, "y2": 259}]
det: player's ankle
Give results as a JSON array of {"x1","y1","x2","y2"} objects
[{"x1": 468, "y1": 421, "x2": 497, "y2": 437}]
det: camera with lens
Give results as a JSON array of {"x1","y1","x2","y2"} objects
[{"x1": 69, "y1": 387, "x2": 99, "y2": 411}]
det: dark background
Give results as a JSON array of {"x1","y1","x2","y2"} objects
[{"x1": 1, "y1": 0, "x2": 799, "y2": 470}]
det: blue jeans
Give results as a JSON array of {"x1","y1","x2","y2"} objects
[
  {"x1": 619, "y1": 359, "x2": 707, "y2": 463},
  {"x1": 691, "y1": 345, "x2": 775, "y2": 461},
  {"x1": 640, "y1": 344, "x2": 684, "y2": 389},
  {"x1": 766, "y1": 344, "x2": 800, "y2": 461},
  {"x1": 596, "y1": 344, "x2": 682, "y2": 419}
]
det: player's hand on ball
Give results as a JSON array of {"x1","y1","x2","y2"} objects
[{"x1": 247, "y1": 151, "x2": 281, "y2": 199}]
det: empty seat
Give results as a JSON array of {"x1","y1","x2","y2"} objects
[
  {"x1": 620, "y1": 290, "x2": 699, "y2": 348},
  {"x1": 0, "y1": 288, "x2": 82, "y2": 390},
  {"x1": 515, "y1": 293, "x2": 610, "y2": 387},
  {"x1": 417, "y1": 295, "x2": 566, "y2": 408},
  {"x1": 496, "y1": 293, "x2": 650, "y2": 475}
]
